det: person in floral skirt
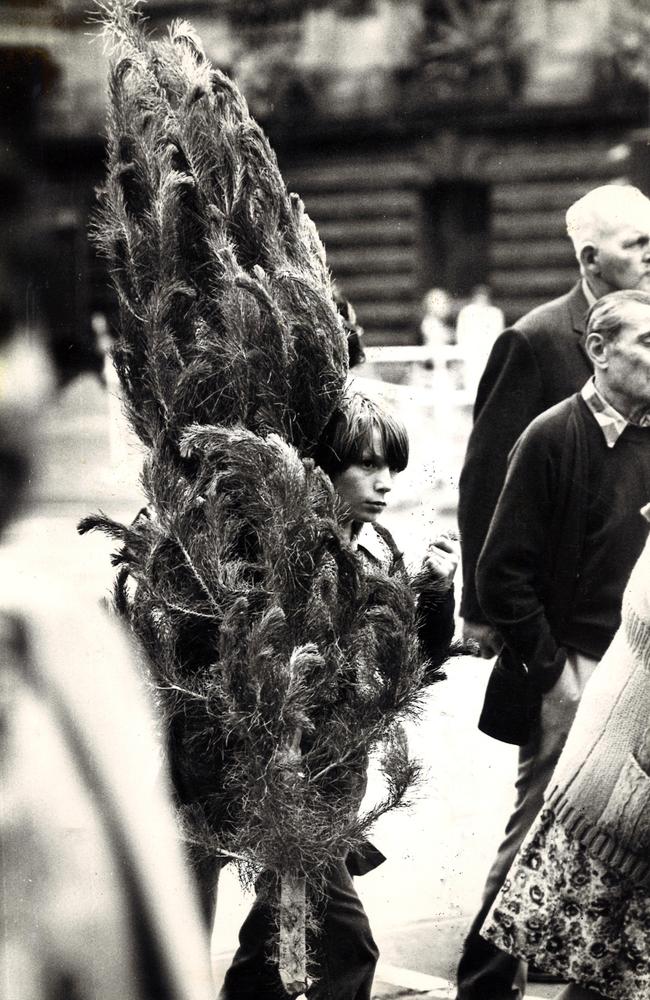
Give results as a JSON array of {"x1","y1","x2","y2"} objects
[{"x1": 483, "y1": 511, "x2": 650, "y2": 1000}]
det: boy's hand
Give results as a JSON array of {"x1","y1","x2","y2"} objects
[
  {"x1": 462, "y1": 620, "x2": 503, "y2": 658},
  {"x1": 413, "y1": 531, "x2": 459, "y2": 593}
]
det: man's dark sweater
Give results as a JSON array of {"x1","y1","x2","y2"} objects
[
  {"x1": 476, "y1": 393, "x2": 650, "y2": 695},
  {"x1": 572, "y1": 420, "x2": 650, "y2": 655}
]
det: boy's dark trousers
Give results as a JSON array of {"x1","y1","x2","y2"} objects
[{"x1": 193, "y1": 856, "x2": 378, "y2": 1000}]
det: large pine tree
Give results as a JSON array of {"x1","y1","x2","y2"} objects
[{"x1": 81, "y1": 1, "x2": 440, "y2": 985}]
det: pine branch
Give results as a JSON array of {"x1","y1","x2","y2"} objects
[{"x1": 85, "y1": 0, "x2": 454, "y2": 966}]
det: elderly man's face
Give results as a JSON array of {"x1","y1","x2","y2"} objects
[
  {"x1": 594, "y1": 212, "x2": 650, "y2": 294},
  {"x1": 601, "y1": 300, "x2": 650, "y2": 414}
]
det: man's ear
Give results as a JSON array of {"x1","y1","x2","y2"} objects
[
  {"x1": 579, "y1": 243, "x2": 599, "y2": 275},
  {"x1": 585, "y1": 331, "x2": 609, "y2": 370}
]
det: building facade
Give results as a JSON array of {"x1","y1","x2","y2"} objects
[{"x1": 5, "y1": 0, "x2": 650, "y2": 356}]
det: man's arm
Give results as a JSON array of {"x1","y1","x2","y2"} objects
[
  {"x1": 475, "y1": 423, "x2": 567, "y2": 694},
  {"x1": 458, "y1": 328, "x2": 544, "y2": 630}
]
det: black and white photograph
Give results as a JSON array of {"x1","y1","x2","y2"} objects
[{"x1": 2, "y1": 2, "x2": 650, "y2": 999}]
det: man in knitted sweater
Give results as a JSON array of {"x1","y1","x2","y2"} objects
[{"x1": 457, "y1": 289, "x2": 650, "y2": 1000}]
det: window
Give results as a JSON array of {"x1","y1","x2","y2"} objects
[{"x1": 420, "y1": 180, "x2": 491, "y2": 297}]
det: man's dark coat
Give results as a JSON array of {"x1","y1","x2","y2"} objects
[{"x1": 458, "y1": 282, "x2": 593, "y2": 623}]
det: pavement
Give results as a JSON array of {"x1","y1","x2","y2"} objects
[{"x1": 10, "y1": 372, "x2": 564, "y2": 999}]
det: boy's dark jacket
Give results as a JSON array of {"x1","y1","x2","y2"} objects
[
  {"x1": 347, "y1": 520, "x2": 456, "y2": 874},
  {"x1": 362, "y1": 521, "x2": 456, "y2": 683}
]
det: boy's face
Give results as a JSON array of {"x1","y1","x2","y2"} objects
[{"x1": 332, "y1": 430, "x2": 396, "y2": 525}]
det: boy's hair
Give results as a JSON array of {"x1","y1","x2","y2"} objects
[{"x1": 313, "y1": 392, "x2": 409, "y2": 479}]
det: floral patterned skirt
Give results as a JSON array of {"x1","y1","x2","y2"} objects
[{"x1": 482, "y1": 808, "x2": 650, "y2": 1000}]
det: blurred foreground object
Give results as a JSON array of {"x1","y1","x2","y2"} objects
[
  {"x1": 0, "y1": 569, "x2": 213, "y2": 1000},
  {"x1": 0, "y1": 109, "x2": 212, "y2": 1000}
]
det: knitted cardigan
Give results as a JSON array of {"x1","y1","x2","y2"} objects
[{"x1": 545, "y1": 527, "x2": 650, "y2": 888}]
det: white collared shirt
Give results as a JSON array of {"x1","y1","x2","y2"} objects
[{"x1": 581, "y1": 376, "x2": 650, "y2": 448}]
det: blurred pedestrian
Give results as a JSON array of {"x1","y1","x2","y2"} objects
[
  {"x1": 421, "y1": 287, "x2": 454, "y2": 346},
  {"x1": 456, "y1": 288, "x2": 650, "y2": 1000},
  {"x1": 455, "y1": 284, "x2": 504, "y2": 400},
  {"x1": 420, "y1": 287, "x2": 458, "y2": 484},
  {"x1": 482, "y1": 512, "x2": 650, "y2": 1000}
]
